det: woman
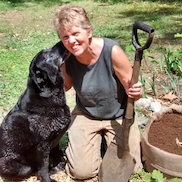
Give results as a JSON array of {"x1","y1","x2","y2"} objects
[{"x1": 54, "y1": 4, "x2": 143, "y2": 180}]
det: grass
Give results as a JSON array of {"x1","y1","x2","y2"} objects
[{"x1": 0, "y1": 0, "x2": 182, "y2": 181}]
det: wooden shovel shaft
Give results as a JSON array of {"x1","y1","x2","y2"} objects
[
  {"x1": 125, "y1": 51, "x2": 142, "y2": 119},
  {"x1": 122, "y1": 50, "x2": 142, "y2": 153}
]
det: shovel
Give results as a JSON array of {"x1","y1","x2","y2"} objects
[{"x1": 99, "y1": 21, "x2": 154, "y2": 182}]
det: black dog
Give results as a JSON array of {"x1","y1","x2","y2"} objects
[{"x1": 0, "y1": 41, "x2": 71, "y2": 182}]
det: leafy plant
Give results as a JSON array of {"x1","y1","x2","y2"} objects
[
  {"x1": 151, "y1": 170, "x2": 181, "y2": 182},
  {"x1": 169, "y1": 178, "x2": 182, "y2": 182},
  {"x1": 131, "y1": 169, "x2": 182, "y2": 182},
  {"x1": 151, "y1": 170, "x2": 166, "y2": 182},
  {"x1": 163, "y1": 46, "x2": 182, "y2": 77}
]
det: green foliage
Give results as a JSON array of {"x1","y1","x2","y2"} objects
[
  {"x1": 163, "y1": 45, "x2": 182, "y2": 77},
  {"x1": 0, "y1": 30, "x2": 60, "y2": 111},
  {"x1": 59, "y1": 133, "x2": 69, "y2": 150},
  {"x1": 151, "y1": 170, "x2": 166, "y2": 182},
  {"x1": 174, "y1": 33, "x2": 182, "y2": 38},
  {"x1": 148, "y1": 45, "x2": 182, "y2": 94},
  {"x1": 125, "y1": 44, "x2": 135, "y2": 52},
  {"x1": 93, "y1": 0, "x2": 182, "y2": 4},
  {"x1": 0, "y1": 50, "x2": 30, "y2": 110},
  {"x1": 149, "y1": 46, "x2": 182, "y2": 77},
  {"x1": 151, "y1": 170, "x2": 182, "y2": 182},
  {"x1": 1, "y1": 0, "x2": 63, "y2": 6},
  {"x1": 131, "y1": 169, "x2": 182, "y2": 182},
  {"x1": 169, "y1": 178, "x2": 182, "y2": 182},
  {"x1": 163, "y1": 46, "x2": 182, "y2": 92}
]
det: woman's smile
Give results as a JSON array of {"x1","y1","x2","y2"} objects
[{"x1": 72, "y1": 44, "x2": 80, "y2": 51}]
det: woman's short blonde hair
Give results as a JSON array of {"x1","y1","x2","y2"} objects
[{"x1": 54, "y1": 4, "x2": 92, "y2": 38}]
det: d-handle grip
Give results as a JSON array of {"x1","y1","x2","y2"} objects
[{"x1": 132, "y1": 21, "x2": 154, "y2": 51}]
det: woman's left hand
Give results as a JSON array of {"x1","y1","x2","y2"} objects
[{"x1": 127, "y1": 82, "x2": 143, "y2": 100}]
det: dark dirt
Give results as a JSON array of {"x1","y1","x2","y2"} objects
[{"x1": 148, "y1": 113, "x2": 182, "y2": 155}]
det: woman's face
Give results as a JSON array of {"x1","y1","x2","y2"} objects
[{"x1": 60, "y1": 26, "x2": 92, "y2": 57}]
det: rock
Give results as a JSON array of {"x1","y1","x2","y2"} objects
[
  {"x1": 137, "y1": 116, "x2": 148, "y2": 126},
  {"x1": 149, "y1": 102, "x2": 162, "y2": 112},
  {"x1": 135, "y1": 98, "x2": 151, "y2": 109}
]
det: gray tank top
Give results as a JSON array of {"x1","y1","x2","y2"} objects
[{"x1": 65, "y1": 38, "x2": 127, "y2": 120}]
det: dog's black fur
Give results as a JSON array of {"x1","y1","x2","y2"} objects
[{"x1": 0, "y1": 41, "x2": 71, "y2": 182}]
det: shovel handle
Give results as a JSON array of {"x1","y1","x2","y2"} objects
[
  {"x1": 132, "y1": 21, "x2": 155, "y2": 51},
  {"x1": 125, "y1": 21, "x2": 154, "y2": 119}
]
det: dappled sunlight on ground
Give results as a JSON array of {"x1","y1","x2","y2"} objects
[{"x1": 0, "y1": 171, "x2": 98, "y2": 182}]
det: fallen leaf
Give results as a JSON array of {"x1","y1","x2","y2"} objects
[{"x1": 162, "y1": 91, "x2": 178, "y2": 101}]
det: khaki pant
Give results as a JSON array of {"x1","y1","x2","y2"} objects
[{"x1": 65, "y1": 107, "x2": 143, "y2": 180}]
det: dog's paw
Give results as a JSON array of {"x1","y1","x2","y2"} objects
[{"x1": 49, "y1": 161, "x2": 66, "y2": 175}]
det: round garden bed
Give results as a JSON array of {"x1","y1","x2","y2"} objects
[{"x1": 141, "y1": 105, "x2": 182, "y2": 179}]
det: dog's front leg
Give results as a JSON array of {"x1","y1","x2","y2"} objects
[
  {"x1": 38, "y1": 164, "x2": 57, "y2": 182},
  {"x1": 37, "y1": 144, "x2": 57, "y2": 182}
]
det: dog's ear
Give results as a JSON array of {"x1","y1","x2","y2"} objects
[
  {"x1": 32, "y1": 67, "x2": 47, "y2": 91},
  {"x1": 30, "y1": 67, "x2": 53, "y2": 97},
  {"x1": 29, "y1": 51, "x2": 50, "y2": 92}
]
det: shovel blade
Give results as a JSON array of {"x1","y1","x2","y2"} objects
[{"x1": 99, "y1": 142, "x2": 136, "y2": 182}]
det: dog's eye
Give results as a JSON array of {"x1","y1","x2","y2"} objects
[{"x1": 35, "y1": 70, "x2": 41, "y2": 76}]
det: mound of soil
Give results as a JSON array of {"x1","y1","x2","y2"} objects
[{"x1": 148, "y1": 113, "x2": 182, "y2": 155}]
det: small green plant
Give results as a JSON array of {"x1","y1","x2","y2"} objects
[
  {"x1": 146, "y1": 73, "x2": 156, "y2": 96},
  {"x1": 140, "y1": 73, "x2": 146, "y2": 98},
  {"x1": 149, "y1": 55, "x2": 164, "y2": 72},
  {"x1": 165, "y1": 69, "x2": 178, "y2": 92},
  {"x1": 161, "y1": 81, "x2": 170, "y2": 94}
]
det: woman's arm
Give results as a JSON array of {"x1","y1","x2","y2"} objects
[
  {"x1": 112, "y1": 45, "x2": 142, "y2": 100},
  {"x1": 60, "y1": 63, "x2": 72, "y2": 91}
]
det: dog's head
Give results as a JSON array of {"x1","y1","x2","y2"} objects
[{"x1": 29, "y1": 41, "x2": 70, "y2": 96}]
